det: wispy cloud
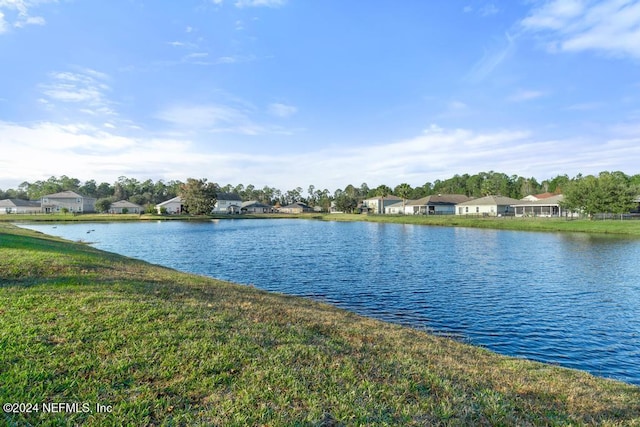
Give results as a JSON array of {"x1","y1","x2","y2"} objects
[
  {"x1": 521, "y1": 0, "x2": 640, "y2": 60},
  {"x1": 268, "y1": 103, "x2": 297, "y2": 118},
  {"x1": 508, "y1": 89, "x2": 546, "y2": 102},
  {"x1": 2, "y1": 120, "x2": 638, "y2": 191},
  {"x1": 234, "y1": 0, "x2": 287, "y2": 8},
  {"x1": 479, "y1": 3, "x2": 499, "y2": 17},
  {"x1": 40, "y1": 69, "x2": 116, "y2": 117},
  {"x1": 466, "y1": 32, "x2": 517, "y2": 82},
  {"x1": 0, "y1": 11, "x2": 8, "y2": 33},
  {"x1": 0, "y1": 0, "x2": 50, "y2": 32}
]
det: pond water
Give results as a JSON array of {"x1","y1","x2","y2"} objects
[{"x1": 19, "y1": 219, "x2": 640, "y2": 385}]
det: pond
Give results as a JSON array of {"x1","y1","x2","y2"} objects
[{"x1": 20, "y1": 219, "x2": 640, "y2": 385}]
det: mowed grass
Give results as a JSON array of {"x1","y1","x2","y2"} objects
[
  {"x1": 1, "y1": 223, "x2": 639, "y2": 426},
  {"x1": 321, "y1": 213, "x2": 640, "y2": 236}
]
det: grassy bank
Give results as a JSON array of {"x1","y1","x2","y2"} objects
[
  {"x1": 320, "y1": 213, "x2": 640, "y2": 236},
  {"x1": 4, "y1": 212, "x2": 640, "y2": 236},
  {"x1": 1, "y1": 224, "x2": 638, "y2": 426}
]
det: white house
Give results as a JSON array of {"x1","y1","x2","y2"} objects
[
  {"x1": 384, "y1": 201, "x2": 406, "y2": 214},
  {"x1": 512, "y1": 194, "x2": 569, "y2": 217},
  {"x1": 109, "y1": 200, "x2": 143, "y2": 214},
  {"x1": 0, "y1": 199, "x2": 41, "y2": 214},
  {"x1": 456, "y1": 195, "x2": 521, "y2": 216},
  {"x1": 41, "y1": 191, "x2": 96, "y2": 214},
  {"x1": 155, "y1": 196, "x2": 183, "y2": 214},
  {"x1": 213, "y1": 193, "x2": 243, "y2": 214},
  {"x1": 362, "y1": 195, "x2": 402, "y2": 214}
]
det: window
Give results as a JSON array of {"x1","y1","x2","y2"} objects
[
  {"x1": 476, "y1": 207, "x2": 479, "y2": 213},
  {"x1": 465, "y1": 207, "x2": 469, "y2": 213}
]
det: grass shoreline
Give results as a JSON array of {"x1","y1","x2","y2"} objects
[
  {"x1": 3, "y1": 211, "x2": 640, "y2": 236},
  {"x1": 1, "y1": 223, "x2": 639, "y2": 425}
]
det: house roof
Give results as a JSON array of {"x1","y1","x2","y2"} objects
[
  {"x1": 512, "y1": 194, "x2": 564, "y2": 207},
  {"x1": 385, "y1": 201, "x2": 404, "y2": 208},
  {"x1": 42, "y1": 190, "x2": 87, "y2": 199},
  {"x1": 457, "y1": 195, "x2": 521, "y2": 206},
  {"x1": 363, "y1": 195, "x2": 402, "y2": 202},
  {"x1": 216, "y1": 192, "x2": 242, "y2": 201},
  {"x1": 0, "y1": 198, "x2": 40, "y2": 208},
  {"x1": 156, "y1": 196, "x2": 182, "y2": 206},
  {"x1": 111, "y1": 200, "x2": 143, "y2": 209},
  {"x1": 241, "y1": 201, "x2": 272, "y2": 208},
  {"x1": 407, "y1": 194, "x2": 471, "y2": 206},
  {"x1": 533, "y1": 192, "x2": 556, "y2": 199}
]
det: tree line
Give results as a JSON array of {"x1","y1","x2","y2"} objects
[{"x1": 1, "y1": 170, "x2": 638, "y2": 214}]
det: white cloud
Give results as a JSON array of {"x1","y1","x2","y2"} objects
[
  {"x1": 0, "y1": 11, "x2": 8, "y2": 33},
  {"x1": 234, "y1": 0, "x2": 286, "y2": 8},
  {"x1": 14, "y1": 14, "x2": 44, "y2": 27},
  {"x1": 3, "y1": 119, "x2": 637, "y2": 192},
  {"x1": 466, "y1": 32, "x2": 516, "y2": 82},
  {"x1": 156, "y1": 104, "x2": 249, "y2": 129},
  {"x1": 480, "y1": 3, "x2": 499, "y2": 17},
  {"x1": 507, "y1": 89, "x2": 546, "y2": 102},
  {"x1": 0, "y1": 0, "x2": 51, "y2": 32},
  {"x1": 40, "y1": 68, "x2": 117, "y2": 117},
  {"x1": 268, "y1": 103, "x2": 297, "y2": 118},
  {"x1": 522, "y1": 0, "x2": 640, "y2": 60}
]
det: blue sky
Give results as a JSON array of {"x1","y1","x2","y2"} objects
[{"x1": 1, "y1": 0, "x2": 639, "y2": 192}]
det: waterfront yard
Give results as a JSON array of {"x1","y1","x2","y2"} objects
[{"x1": 1, "y1": 223, "x2": 639, "y2": 425}]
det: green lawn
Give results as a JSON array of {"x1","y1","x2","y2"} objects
[
  {"x1": 1, "y1": 223, "x2": 639, "y2": 425},
  {"x1": 319, "y1": 213, "x2": 640, "y2": 236},
  {"x1": 4, "y1": 211, "x2": 640, "y2": 237}
]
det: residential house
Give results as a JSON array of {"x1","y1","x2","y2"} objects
[
  {"x1": 521, "y1": 192, "x2": 557, "y2": 202},
  {"x1": 109, "y1": 200, "x2": 143, "y2": 214},
  {"x1": 384, "y1": 201, "x2": 406, "y2": 214},
  {"x1": 456, "y1": 195, "x2": 521, "y2": 216},
  {"x1": 0, "y1": 199, "x2": 41, "y2": 214},
  {"x1": 241, "y1": 200, "x2": 274, "y2": 214},
  {"x1": 279, "y1": 201, "x2": 312, "y2": 214},
  {"x1": 213, "y1": 193, "x2": 243, "y2": 214},
  {"x1": 406, "y1": 194, "x2": 472, "y2": 215},
  {"x1": 41, "y1": 191, "x2": 96, "y2": 214},
  {"x1": 361, "y1": 195, "x2": 402, "y2": 214},
  {"x1": 513, "y1": 195, "x2": 577, "y2": 218},
  {"x1": 155, "y1": 196, "x2": 183, "y2": 214}
]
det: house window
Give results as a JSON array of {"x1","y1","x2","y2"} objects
[
  {"x1": 476, "y1": 207, "x2": 479, "y2": 213},
  {"x1": 77, "y1": 198, "x2": 81, "y2": 203},
  {"x1": 465, "y1": 207, "x2": 469, "y2": 213}
]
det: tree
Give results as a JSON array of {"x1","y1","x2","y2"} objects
[
  {"x1": 561, "y1": 172, "x2": 636, "y2": 218},
  {"x1": 394, "y1": 183, "x2": 412, "y2": 213},
  {"x1": 180, "y1": 178, "x2": 218, "y2": 215},
  {"x1": 95, "y1": 198, "x2": 113, "y2": 213},
  {"x1": 374, "y1": 184, "x2": 392, "y2": 214},
  {"x1": 334, "y1": 193, "x2": 358, "y2": 213}
]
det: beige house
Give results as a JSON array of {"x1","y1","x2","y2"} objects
[
  {"x1": 456, "y1": 195, "x2": 521, "y2": 216},
  {"x1": 241, "y1": 201, "x2": 274, "y2": 214},
  {"x1": 279, "y1": 202, "x2": 312, "y2": 214},
  {"x1": 0, "y1": 199, "x2": 41, "y2": 214},
  {"x1": 41, "y1": 191, "x2": 96, "y2": 214},
  {"x1": 109, "y1": 200, "x2": 143, "y2": 214},
  {"x1": 155, "y1": 196, "x2": 183, "y2": 214}
]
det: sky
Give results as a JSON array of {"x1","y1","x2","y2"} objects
[{"x1": 1, "y1": 0, "x2": 640, "y2": 193}]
